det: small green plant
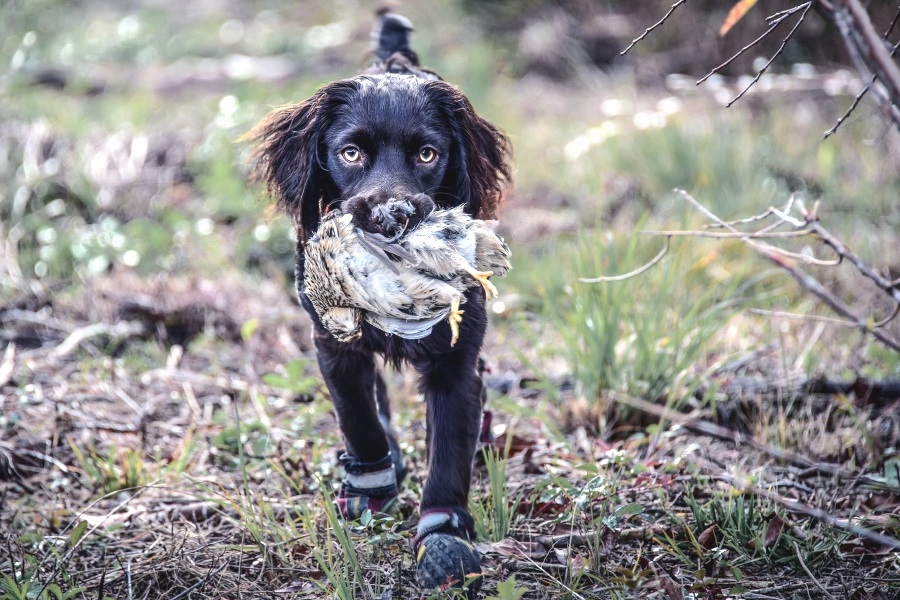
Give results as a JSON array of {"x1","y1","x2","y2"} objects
[
  {"x1": 674, "y1": 486, "x2": 843, "y2": 574},
  {"x1": 485, "y1": 575, "x2": 528, "y2": 600},
  {"x1": 0, "y1": 577, "x2": 85, "y2": 600},
  {"x1": 471, "y1": 446, "x2": 522, "y2": 542},
  {"x1": 262, "y1": 358, "x2": 321, "y2": 398},
  {"x1": 0, "y1": 550, "x2": 88, "y2": 600},
  {"x1": 312, "y1": 490, "x2": 376, "y2": 600},
  {"x1": 515, "y1": 223, "x2": 746, "y2": 427},
  {"x1": 68, "y1": 441, "x2": 146, "y2": 494}
]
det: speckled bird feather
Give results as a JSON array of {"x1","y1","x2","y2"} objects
[{"x1": 303, "y1": 206, "x2": 510, "y2": 342}]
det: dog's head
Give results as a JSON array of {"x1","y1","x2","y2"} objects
[{"x1": 245, "y1": 74, "x2": 512, "y2": 241}]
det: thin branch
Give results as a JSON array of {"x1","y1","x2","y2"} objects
[
  {"x1": 579, "y1": 237, "x2": 669, "y2": 283},
  {"x1": 639, "y1": 229, "x2": 813, "y2": 239},
  {"x1": 792, "y1": 542, "x2": 837, "y2": 600},
  {"x1": 832, "y1": 1, "x2": 900, "y2": 132},
  {"x1": 825, "y1": 18, "x2": 900, "y2": 139},
  {"x1": 762, "y1": 245, "x2": 841, "y2": 267},
  {"x1": 726, "y1": 2, "x2": 814, "y2": 107},
  {"x1": 50, "y1": 321, "x2": 146, "y2": 359},
  {"x1": 704, "y1": 196, "x2": 797, "y2": 229},
  {"x1": 642, "y1": 228, "x2": 841, "y2": 265},
  {"x1": 621, "y1": 0, "x2": 687, "y2": 56},
  {"x1": 768, "y1": 5, "x2": 811, "y2": 24},
  {"x1": 697, "y1": 4, "x2": 808, "y2": 85},
  {"x1": 874, "y1": 302, "x2": 900, "y2": 328},
  {"x1": 675, "y1": 190, "x2": 900, "y2": 352},
  {"x1": 612, "y1": 392, "x2": 900, "y2": 551},
  {"x1": 610, "y1": 391, "x2": 890, "y2": 488},
  {"x1": 825, "y1": 74, "x2": 875, "y2": 139},
  {"x1": 749, "y1": 308, "x2": 858, "y2": 326},
  {"x1": 798, "y1": 199, "x2": 900, "y2": 307},
  {"x1": 836, "y1": 0, "x2": 900, "y2": 105}
]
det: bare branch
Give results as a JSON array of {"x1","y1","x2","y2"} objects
[
  {"x1": 640, "y1": 228, "x2": 839, "y2": 265},
  {"x1": 621, "y1": 0, "x2": 687, "y2": 56},
  {"x1": 750, "y1": 308, "x2": 858, "y2": 326},
  {"x1": 675, "y1": 189, "x2": 900, "y2": 352},
  {"x1": 579, "y1": 236, "x2": 670, "y2": 283},
  {"x1": 832, "y1": 1, "x2": 900, "y2": 131},
  {"x1": 825, "y1": 6, "x2": 900, "y2": 138},
  {"x1": 697, "y1": 4, "x2": 808, "y2": 85},
  {"x1": 875, "y1": 302, "x2": 900, "y2": 328},
  {"x1": 824, "y1": 74, "x2": 875, "y2": 139},
  {"x1": 726, "y1": 2, "x2": 814, "y2": 107},
  {"x1": 639, "y1": 228, "x2": 812, "y2": 239},
  {"x1": 798, "y1": 200, "x2": 900, "y2": 307},
  {"x1": 835, "y1": 0, "x2": 900, "y2": 105},
  {"x1": 610, "y1": 391, "x2": 893, "y2": 490},
  {"x1": 703, "y1": 196, "x2": 797, "y2": 229}
]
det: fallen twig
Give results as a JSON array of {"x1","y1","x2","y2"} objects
[
  {"x1": 794, "y1": 540, "x2": 838, "y2": 600},
  {"x1": 51, "y1": 321, "x2": 146, "y2": 359},
  {"x1": 0, "y1": 342, "x2": 14, "y2": 387},
  {"x1": 609, "y1": 391, "x2": 891, "y2": 489}
]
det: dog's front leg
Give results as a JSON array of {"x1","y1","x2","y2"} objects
[
  {"x1": 410, "y1": 289, "x2": 487, "y2": 592},
  {"x1": 313, "y1": 329, "x2": 401, "y2": 518}
]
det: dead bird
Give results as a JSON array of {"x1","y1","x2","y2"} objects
[{"x1": 303, "y1": 205, "x2": 510, "y2": 345}]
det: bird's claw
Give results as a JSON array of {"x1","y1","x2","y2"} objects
[
  {"x1": 464, "y1": 266, "x2": 498, "y2": 300},
  {"x1": 449, "y1": 297, "x2": 464, "y2": 347}
]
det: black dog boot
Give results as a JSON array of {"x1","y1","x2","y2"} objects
[
  {"x1": 335, "y1": 452, "x2": 400, "y2": 520},
  {"x1": 412, "y1": 506, "x2": 482, "y2": 597}
]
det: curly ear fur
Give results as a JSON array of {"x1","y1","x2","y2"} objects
[
  {"x1": 425, "y1": 81, "x2": 513, "y2": 220},
  {"x1": 242, "y1": 80, "x2": 359, "y2": 240}
]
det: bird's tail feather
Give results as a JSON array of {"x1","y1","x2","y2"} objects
[{"x1": 373, "y1": 10, "x2": 416, "y2": 63}]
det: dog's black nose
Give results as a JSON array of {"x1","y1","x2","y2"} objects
[
  {"x1": 373, "y1": 199, "x2": 413, "y2": 234},
  {"x1": 343, "y1": 194, "x2": 434, "y2": 239}
]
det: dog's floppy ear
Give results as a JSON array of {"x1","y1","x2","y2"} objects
[
  {"x1": 243, "y1": 81, "x2": 355, "y2": 240},
  {"x1": 426, "y1": 82, "x2": 513, "y2": 219}
]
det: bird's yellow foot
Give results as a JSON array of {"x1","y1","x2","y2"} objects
[
  {"x1": 464, "y1": 266, "x2": 498, "y2": 300},
  {"x1": 449, "y1": 297, "x2": 464, "y2": 347}
]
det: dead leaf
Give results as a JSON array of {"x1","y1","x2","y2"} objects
[
  {"x1": 697, "y1": 523, "x2": 718, "y2": 549},
  {"x1": 764, "y1": 514, "x2": 785, "y2": 547},
  {"x1": 484, "y1": 538, "x2": 547, "y2": 561},
  {"x1": 720, "y1": 0, "x2": 758, "y2": 36},
  {"x1": 492, "y1": 432, "x2": 537, "y2": 457}
]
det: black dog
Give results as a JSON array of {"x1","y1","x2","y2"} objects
[{"x1": 245, "y1": 12, "x2": 511, "y2": 592}]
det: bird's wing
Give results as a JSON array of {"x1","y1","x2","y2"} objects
[
  {"x1": 354, "y1": 228, "x2": 417, "y2": 271},
  {"x1": 473, "y1": 226, "x2": 512, "y2": 276},
  {"x1": 364, "y1": 308, "x2": 451, "y2": 340}
]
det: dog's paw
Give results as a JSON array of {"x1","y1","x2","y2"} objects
[{"x1": 415, "y1": 533, "x2": 482, "y2": 597}]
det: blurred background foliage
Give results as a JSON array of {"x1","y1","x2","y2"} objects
[{"x1": 2, "y1": 0, "x2": 899, "y2": 403}]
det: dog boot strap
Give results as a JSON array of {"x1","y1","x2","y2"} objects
[
  {"x1": 411, "y1": 506, "x2": 476, "y2": 553},
  {"x1": 336, "y1": 452, "x2": 400, "y2": 519},
  {"x1": 339, "y1": 452, "x2": 397, "y2": 496}
]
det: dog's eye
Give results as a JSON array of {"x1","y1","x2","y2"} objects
[
  {"x1": 340, "y1": 146, "x2": 362, "y2": 163},
  {"x1": 417, "y1": 147, "x2": 437, "y2": 164}
]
